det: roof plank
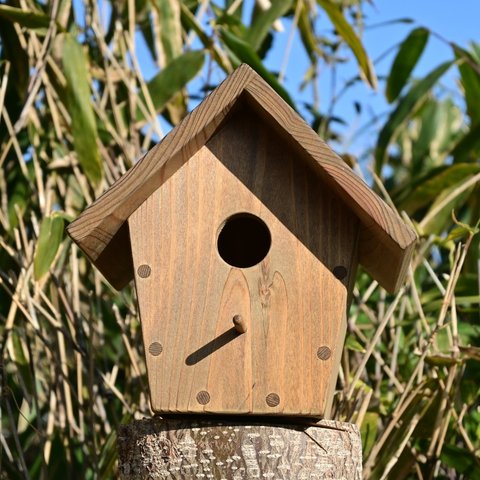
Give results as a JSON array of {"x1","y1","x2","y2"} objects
[{"x1": 67, "y1": 64, "x2": 416, "y2": 292}]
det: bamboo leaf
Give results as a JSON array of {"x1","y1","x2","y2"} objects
[
  {"x1": 34, "y1": 214, "x2": 65, "y2": 280},
  {"x1": 220, "y1": 28, "x2": 296, "y2": 108},
  {"x1": 345, "y1": 334, "x2": 365, "y2": 353},
  {"x1": 386, "y1": 27, "x2": 429, "y2": 103},
  {"x1": 361, "y1": 412, "x2": 379, "y2": 459},
  {"x1": 457, "y1": 55, "x2": 480, "y2": 126},
  {"x1": 180, "y1": 4, "x2": 231, "y2": 73},
  {"x1": 375, "y1": 61, "x2": 453, "y2": 173},
  {"x1": 446, "y1": 226, "x2": 478, "y2": 243},
  {"x1": 399, "y1": 164, "x2": 480, "y2": 213},
  {"x1": 137, "y1": 50, "x2": 204, "y2": 121},
  {"x1": 0, "y1": 20, "x2": 29, "y2": 103},
  {"x1": 62, "y1": 34, "x2": 103, "y2": 186},
  {"x1": 451, "y1": 120, "x2": 480, "y2": 162},
  {"x1": 152, "y1": 0, "x2": 182, "y2": 64},
  {"x1": 410, "y1": 98, "x2": 463, "y2": 171},
  {"x1": 0, "y1": 5, "x2": 51, "y2": 29},
  {"x1": 419, "y1": 181, "x2": 473, "y2": 235},
  {"x1": 317, "y1": 0, "x2": 377, "y2": 89},
  {"x1": 298, "y1": 4, "x2": 320, "y2": 63},
  {"x1": 441, "y1": 444, "x2": 480, "y2": 476},
  {"x1": 410, "y1": 100, "x2": 448, "y2": 170},
  {"x1": 246, "y1": 0, "x2": 293, "y2": 51},
  {"x1": 424, "y1": 355, "x2": 459, "y2": 367}
]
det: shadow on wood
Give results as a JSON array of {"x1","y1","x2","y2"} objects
[{"x1": 185, "y1": 328, "x2": 239, "y2": 366}]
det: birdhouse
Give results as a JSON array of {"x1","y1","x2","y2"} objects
[{"x1": 67, "y1": 64, "x2": 416, "y2": 418}]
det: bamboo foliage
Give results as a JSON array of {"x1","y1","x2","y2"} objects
[{"x1": 0, "y1": 1, "x2": 479, "y2": 478}]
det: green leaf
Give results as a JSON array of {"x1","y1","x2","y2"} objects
[
  {"x1": 399, "y1": 164, "x2": 480, "y2": 213},
  {"x1": 137, "y1": 50, "x2": 204, "y2": 121},
  {"x1": 98, "y1": 429, "x2": 118, "y2": 477},
  {"x1": 219, "y1": 28, "x2": 296, "y2": 108},
  {"x1": 386, "y1": 27, "x2": 429, "y2": 103},
  {"x1": 0, "y1": 5, "x2": 51, "y2": 29},
  {"x1": 224, "y1": 0, "x2": 244, "y2": 21},
  {"x1": 409, "y1": 99, "x2": 463, "y2": 174},
  {"x1": 345, "y1": 334, "x2": 365, "y2": 353},
  {"x1": 34, "y1": 214, "x2": 65, "y2": 280},
  {"x1": 361, "y1": 412, "x2": 379, "y2": 458},
  {"x1": 298, "y1": 4, "x2": 320, "y2": 63},
  {"x1": 424, "y1": 354, "x2": 459, "y2": 367},
  {"x1": 458, "y1": 56, "x2": 480, "y2": 126},
  {"x1": 417, "y1": 99, "x2": 463, "y2": 166},
  {"x1": 317, "y1": 0, "x2": 377, "y2": 89},
  {"x1": 441, "y1": 444, "x2": 480, "y2": 476},
  {"x1": 152, "y1": 0, "x2": 182, "y2": 64},
  {"x1": 451, "y1": 121, "x2": 480, "y2": 162},
  {"x1": 445, "y1": 226, "x2": 478, "y2": 244},
  {"x1": 375, "y1": 61, "x2": 453, "y2": 173},
  {"x1": 246, "y1": 0, "x2": 293, "y2": 52},
  {"x1": 419, "y1": 181, "x2": 474, "y2": 235},
  {"x1": 62, "y1": 34, "x2": 103, "y2": 186},
  {"x1": 450, "y1": 211, "x2": 480, "y2": 237},
  {"x1": 0, "y1": 18, "x2": 29, "y2": 100},
  {"x1": 11, "y1": 329, "x2": 28, "y2": 365}
]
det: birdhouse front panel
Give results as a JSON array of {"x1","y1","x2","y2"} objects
[{"x1": 128, "y1": 107, "x2": 359, "y2": 417}]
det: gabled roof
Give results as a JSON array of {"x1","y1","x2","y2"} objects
[{"x1": 67, "y1": 64, "x2": 416, "y2": 293}]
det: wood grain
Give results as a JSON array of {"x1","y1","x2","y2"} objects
[
  {"x1": 129, "y1": 110, "x2": 358, "y2": 417},
  {"x1": 118, "y1": 417, "x2": 363, "y2": 479},
  {"x1": 67, "y1": 63, "x2": 415, "y2": 293}
]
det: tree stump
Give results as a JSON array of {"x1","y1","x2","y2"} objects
[{"x1": 118, "y1": 417, "x2": 362, "y2": 479}]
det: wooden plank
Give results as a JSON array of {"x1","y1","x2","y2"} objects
[
  {"x1": 67, "y1": 64, "x2": 415, "y2": 293},
  {"x1": 129, "y1": 110, "x2": 358, "y2": 416},
  {"x1": 118, "y1": 417, "x2": 363, "y2": 479},
  {"x1": 206, "y1": 269, "x2": 252, "y2": 414}
]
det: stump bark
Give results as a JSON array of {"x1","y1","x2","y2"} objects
[{"x1": 118, "y1": 417, "x2": 362, "y2": 479}]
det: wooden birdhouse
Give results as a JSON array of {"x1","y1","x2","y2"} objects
[{"x1": 67, "y1": 64, "x2": 416, "y2": 418}]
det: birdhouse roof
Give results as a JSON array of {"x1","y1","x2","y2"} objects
[{"x1": 67, "y1": 64, "x2": 416, "y2": 293}]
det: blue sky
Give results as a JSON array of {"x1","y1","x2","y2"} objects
[
  {"x1": 259, "y1": 0, "x2": 480, "y2": 156},
  {"x1": 75, "y1": 1, "x2": 479, "y2": 156}
]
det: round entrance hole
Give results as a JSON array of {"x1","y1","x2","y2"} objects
[{"x1": 217, "y1": 213, "x2": 271, "y2": 268}]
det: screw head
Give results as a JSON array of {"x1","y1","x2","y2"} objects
[
  {"x1": 137, "y1": 264, "x2": 151, "y2": 278},
  {"x1": 196, "y1": 391, "x2": 211, "y2": 405},
  {"x1": 317, "y1": 346, "x2": 332, "y2": 360},
  {"x1": 266, "y1": 393, "x2": 280, "y2": 407},
  {"x1": 148, "y1": 342, "x2": 163, "y2": 356}
]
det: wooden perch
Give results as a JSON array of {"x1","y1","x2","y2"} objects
[{"x1": 232, "y1": 314, "x2": 247, "y2": 334}]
